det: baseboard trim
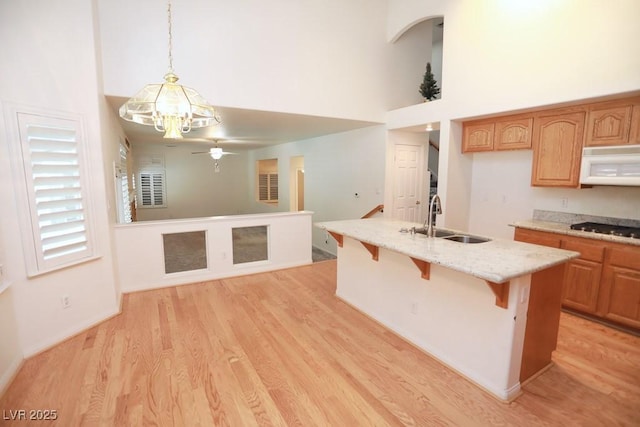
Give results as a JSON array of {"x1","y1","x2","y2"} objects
[
  {"x1": 0, "y1": 355, "x2": 24, "y2": 399},
  {"x1": 22, "y1": 306, "x2": 121, "y2": 358}
]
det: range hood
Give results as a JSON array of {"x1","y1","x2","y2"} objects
[{"x1": 580, "y1": 145, "x2": 640, "y2": 186}]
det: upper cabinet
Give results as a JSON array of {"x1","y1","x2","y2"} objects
[
  {"x1": 462, "y1": 122, "x2": 494, "y2": 152},
  {"x1": 531, "y1": 110, "x2": 585, "y2": 188},
  {"x1": 495, "y1": 117, "x2": 533, "y2": 150},
  {"x1": 461, "y1": 95, "x2": 640, "y2": 187},
  {"x1": 462, "y1": 114, "x2": 532, "y2": 153},
  {"x1": 630, "y1": 104, "x2": 640, "y2": 145},
  {"x1": 584, "y1": 99, "x2": 638, "y2": 147}
]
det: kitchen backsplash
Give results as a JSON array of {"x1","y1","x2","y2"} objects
[{"x1": 533, "y1": 210, "x2": 640, "y2": 228}]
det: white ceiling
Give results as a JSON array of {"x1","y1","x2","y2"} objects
[{"x1": 106, "y1": 96, "x2": 381, "y2": 151}]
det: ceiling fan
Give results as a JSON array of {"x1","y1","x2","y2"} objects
[
  {"x1": 190, "y1": 139, "x2": 237, "y2": 172},
  {"x1": 191, "y1": 139, "x2": 237, "y2": 158},
  {"x1": 191, "y1": 146, "x2": 236, "y2": 160}
]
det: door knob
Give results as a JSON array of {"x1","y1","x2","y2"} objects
[{"x1": 416, "y1": 201, "x2": 421, "y2": 205}]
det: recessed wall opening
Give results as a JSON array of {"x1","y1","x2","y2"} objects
[
  {"x1": 163, "y1": 231, "x2": 207, "y2": 274},
  {"x1": 232, "y1": 225, "x2": 269, "y2": 264},
  {"x1": 388, "y1": 16, "x2": 444, "y2": 109},
  {"x1": 256, "y1": 159, "x2": 279, "y2": 204},
  {"x1": 290, "y1": 156, "x2": 305, "y2": 211}
]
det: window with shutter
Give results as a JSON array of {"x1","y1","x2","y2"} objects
[
  {"x1": 258, "y1": 173, "x2": 278, "y2": 202},
  {"x1": 115, "y1": 142, "x2": 133, "y2": 223},
  {"x1": 10, "y1": 109, "x2": 95, "y2": 275},
  {"x1": 137, "y1": 156, "x2": 167, "y2": 208},
  {"x1": 256, "y1": 158, "x2": 278, "y2": 204}
]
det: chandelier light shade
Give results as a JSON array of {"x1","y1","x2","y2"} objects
[{"x1": 119, "y1": 0, "x2": 220, "y2": 139}]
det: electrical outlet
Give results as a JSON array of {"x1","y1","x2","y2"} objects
[
  {"x1": 0, "y1": 264, "x2": 4, "y2": 282},
  {"x1": 61, "y1": 295, "x2": 71, "y2": 309},
  {"x1": 411, "y1": 302, "x2": 418, "y2": 315},
  {"x1": 561, "y1": 197, "x2": 569, "y2": 208}
]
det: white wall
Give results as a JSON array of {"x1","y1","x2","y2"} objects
[
  {"x1": 133, "y1": 144, "x2": 251, "y2": 221},
  {"x1": 0, "y1": 0, "x2": 119, "y2": 357},
  {"x1": 115, "y1": 212, "x2": 313, "y2": 292},
  {"x1": 386, "y1": 19, "x2": 433, "y2": 110},
  {"x1": 386, "y1": 0, "x2": 640, "y2": 234},
  {"x1": 468, "y1": 150, "x2": 640, "y2": 239},
  {"x1": 98, "y1": 0, "x2": 390, "y2": 122},
  {"x1": 243, "y1": 126, "x2": 387, "y2": 253},
  {"x1": 0, "y1": 213, "x2": 22, "y2": 395}
]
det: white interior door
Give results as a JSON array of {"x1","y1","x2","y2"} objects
[{"x1": 392, "y1": 144, "x2": 424, "y2": 222}]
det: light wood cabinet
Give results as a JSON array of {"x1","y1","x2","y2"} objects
[
  {"x1": 462, "y1": 115, "x2": 533, "y2": 153},
  {"x1": 560, "y1": 238, "x2": 605, "y2": 314},
  {"x1": 561, "y1": 259, "x2": 602, "y2": 313},
  {"x1": 584, "y1": 97, "x2": 640, "y2": 147},
  {"x1": 531, "y1": 111, "x2": 585, "y2": 188},
  {"x1": 513, "y1": 228, "x2": 560, "y2": 248},
  {"x1": 462, "y1": 122, "x2": 494, "y2": 152},
  {"x1": 585, "y1": 103, "x2": 633, "y2": 147},
  {"x1": 515, "y1": 227, "x2": 640, "y2": 332},
  {"x1": 599, "y1": 246, "x2": 640, "y2": 329},
  {"x1": 495, "y1": 117, "x2": 533, "y2": 150},
  {"x1": 630, "y1": 104, "x2": 640, "y2": 145}
]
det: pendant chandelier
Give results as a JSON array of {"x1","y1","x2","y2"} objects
[{"x1": 119, "y1": 0, "x2": 220, "y2": 139}]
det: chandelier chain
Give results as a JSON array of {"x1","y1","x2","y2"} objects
[{"x1": 167, "y1": 0, "x2": 173, "y2": 73}]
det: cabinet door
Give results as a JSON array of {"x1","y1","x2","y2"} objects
[
  {"x1": 561, "y1": 259, "x2": 602, "y2": 314},
  {"x1": 513, "y1": 228, "x2": 561, "y2": 247},
  {"x1": 560, "y1": 238, "x2": 604, "y2": 313},
  {"x1": 531, "y1": 111, "x2": 585, "y2": 187},
  {"x1": 462, "y1": 122, "x2": 494, "y2": 152},
  {"x1": 599, "y1": 266, "x2": 640, "y2": 329},
  {"x1": 598, "y1": 245, "x2": 640, "y2": 330},
  {"x1": 495, "y1": 117, "x2": 533, "y2": 150},
  {"x1": 585, "y1": 104, "x2": 633, "y2": 147},
  {"x1": 629, "y1": 104, "x2": 640, "y2": 145}
]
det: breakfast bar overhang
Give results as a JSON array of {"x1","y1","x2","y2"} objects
[{"x1": 315, "y1": 218, "x2": 579, "y2": 401}]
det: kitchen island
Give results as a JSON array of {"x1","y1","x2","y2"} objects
[{"x1": 315, "y1": 218, "x2": 579, "y2": 401}]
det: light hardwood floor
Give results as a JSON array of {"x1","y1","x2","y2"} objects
[{"x1": 1, "y1": 260, "x2": 639, "y2": 426}]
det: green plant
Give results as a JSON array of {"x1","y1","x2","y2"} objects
[{"x1": 419, "y1": 62, "x2": 440, "y2": 101}]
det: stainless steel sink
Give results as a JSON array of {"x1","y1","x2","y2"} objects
[
  {"x1": 442, "y1": 234, "x2": 491, "y2": 244},
  {"x1": 414, "y1": 228, "x2": 456, "y2": 238}
]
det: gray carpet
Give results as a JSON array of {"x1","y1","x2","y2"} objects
[
  {"x1": 163, "y1": 229, "x2": 336, "y2": 274},
  {"x1": 163, "y1": 231, "x2": 207, "y2": 274}
]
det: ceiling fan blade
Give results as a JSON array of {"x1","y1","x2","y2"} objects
[{"x1": 191, "y1": 151, "x2": 211, "y2": 154}]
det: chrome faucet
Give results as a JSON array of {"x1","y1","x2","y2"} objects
[{"x1": 425, "y1": 194, "x2": 442, "y2": 237}]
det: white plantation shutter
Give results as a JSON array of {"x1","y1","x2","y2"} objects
[
  {"x1": 116, "y1": 143, "x2": 133, "y2": 223},
  {"x1": 137, "y1": 156, "x2": 167, "y2": 208},
  {"x1": 258, "y1": 173, "x2": 278, "y2": 202},
  {"x1": 15, "y1": 111, "x2": 94, "y2": 274}
]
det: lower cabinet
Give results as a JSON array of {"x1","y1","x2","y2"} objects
[
  {"x1": 559, "y1": 238, "x2": 605, "y2": 314},
  {"x1": 514, "y1": 227, "x2": 640, "y2": 331},
  {"x1": 599, "y1": 246, "x2": 640, "y2": 330},
  {"x1": 561, "y1": 259, "x2": 602, "y2": 313}
]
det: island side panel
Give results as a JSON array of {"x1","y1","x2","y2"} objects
[
  {"x1": 335, "y1": 237, "x2": 531, "y2": 401},
  {"x1": 519, "y1": 263, "x2": 565, "y2": 382}
]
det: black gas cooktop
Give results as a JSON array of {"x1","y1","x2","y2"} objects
[{"x1": 570, "y1": 222, "x2": 640, "y2": 239}]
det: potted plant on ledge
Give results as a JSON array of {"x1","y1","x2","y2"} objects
[{"x1": 419, "y1": 62, "x2": 440, "y2": 101}]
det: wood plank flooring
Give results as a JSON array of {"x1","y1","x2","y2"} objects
[{"x1": 1, "y1": 260, "x2": 639, "y2": 426}]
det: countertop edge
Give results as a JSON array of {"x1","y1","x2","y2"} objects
[
  {"x1": 510, "y1": 220, "x2": 640, "y2": 247},
  {"x1": 316, "y1": 220, "x2": 579, "y2": 284}
]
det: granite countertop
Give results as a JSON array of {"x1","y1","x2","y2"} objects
[
  {"x1": 510, "y1": 219, "x2": 640, "y2": 247},
  {"x1": 314, "y1": 218, "x2": 579, "y2": 284}
]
